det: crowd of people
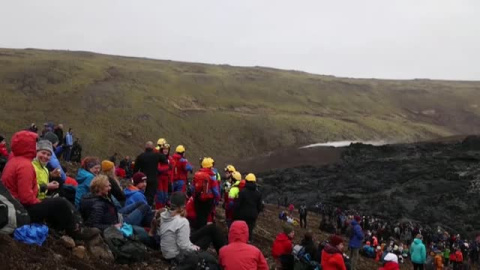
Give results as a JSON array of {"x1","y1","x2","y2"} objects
[{"x1": 1, "y1": 123, "x2": 479, "y2": 270}]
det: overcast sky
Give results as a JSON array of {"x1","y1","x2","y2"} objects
[{"x1": 1, "y1": 0, "x2": 479, "y2": 80}]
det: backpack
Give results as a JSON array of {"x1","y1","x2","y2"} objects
[
  {"x1": 293, "y1": 245, "x2": 321, "y2": 270},
  {"x1": 0, "y1": 181, "x2": 30, "y2": 234},
  {"x1": 103, "y1": 226, "x2": 147, "y2": 264},
  {"x1": 193, "y1": 171, "x2": 214, "y2": 201}
]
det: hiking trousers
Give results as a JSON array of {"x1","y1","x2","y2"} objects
[
  {"x1": 349, "y1": 248, "x2": 360, "y2": 270},
  {"x1": 412, "y1": 263, "x2": 424, "y2": 270},
  {"x1": 119, "y1": 202, "x2": 151, "y2": 226},
  {"x1": 26, "y1": 197, "x2": 76, "y2": 234},
  {"x1": 300, "y1": 214, "x2": 307, "y2": 228}
]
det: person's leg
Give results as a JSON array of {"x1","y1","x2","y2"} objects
[
  {"x1": 350, "y1": 248, "x2": 358, "y2": 270},
  {"x1": 190, "y1": 224, "x2": 225, "y2": 253},
  {"x1": 145, "y1": 177, "x2": 157, "y2": 207},
  {"x1": 245, "y1": 219, "x2": 256, "y2": 242},
  {"x1": 173, "y1": 180, "x2": 184, "y2": 193},
  {"x1": 193, "y1": 199, "x2": 213, "y2": 229},
  {"x1": 26, "y1": 197, "x2": 76, "y2": 233},
  {"x1": 119, "y1": 201, "x2": 144, "y2": 215},
  {"x1": 122, "y1": 204, "x2": 150, "y2": 226},
  {"x1": 141, "y1": 209, "x2": 155, "y2": 227}
]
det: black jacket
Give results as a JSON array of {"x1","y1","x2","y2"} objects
[
  {"x1": 80, "y1": 194, "x2": 119, "y2": 231},
  {"x1": 234, "y1": 182, "x2": 263, "y2": 221},
  {"x1": 134, "y1": 149, "x2": 166, "y2": 182},
  {"x1": 301, "y1": 237, "x2": 318, "y2": 261},
  {"x1": 108, "y1": 176, "x2": 126, "y2": 204}
]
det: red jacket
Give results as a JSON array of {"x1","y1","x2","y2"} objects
[
  {"x1": 0, "y1": 143, "x2": 8, "y2": 157},
  {"x1": 271, "y1": 233, "x2": 293, "y2": 259},
  {"x1": 1, "y1": 131, "x2": 40, "y2": 206},
  {"x1": 455, "y1": 250, "x2": 463, "y2": 262},
  {"x1": 115, "y1": 167, "x2": 126, "y2": 179},
  {"x1": 219, "y1": 221, "x2": 269, "y2": 270},
  {"x1": 172, "y1": 153, "x2": 192, "y2": 181},
  {"x1": 321, "y1": 244, "x2": 347, "y2": 270},
  {"x1": 157, "y1": 156, "x2": 174, "y2": 184},
  {"x1": 379, "y1": 262, "x2": 400, "y2": 270}
]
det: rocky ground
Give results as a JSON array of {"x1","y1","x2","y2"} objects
[{"x1": 259, "y1": 136, "x2": 480, "y2": 238}]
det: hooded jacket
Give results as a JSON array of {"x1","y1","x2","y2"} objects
[
  {"x1": 219, "y1": 221, "x2": 268, "y2": 270},
  {"x1": 159, "y1": 210, "x2": 196, "y2": 260},
  {"x1": 32, "y1": 159, "x2": 50, "y2": 200},
  {"x1": 321, "y1": 244, "x2": 347, "y2": 270},
  {"x1": 0, "y1": 143, "x2": 8, "y2": 157},
  {"x1": 234, "y1": 182, "x2": 263, "y2": 221},
  {"x1": 410, "y1": 238, "x2": 427, "y2": 264},
  {"x1": 79, "y1": 193, "x2": 119, "y2": 231},
  {"x1": 1, "y1": 131, "x2": 40, "y2": 206},
  {"x1": 272, "y1": 233, "x2": 293, "y2": 259},
  {"x1": 75, "y1": 168, "x2": 96, "y2": 208},
  {"x1": 348, "y1": 220, "x2": 364, "y2": 249},
  {"x1": 124, "y1": 186, "x2": 148, "y2": 207},
  {"x1": 379, "y1": 262, "x2": 400, "y2": 270}
]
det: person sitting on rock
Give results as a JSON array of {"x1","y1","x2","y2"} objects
[
  {"x1": 42, "y1": 132, "x2": 67, "y2": 184},
  {"x1": 100, "y1": 160, "x2": 126, "y2": 205},
  {"x1": 272, "y1": 224, "x2": 295, "y2": 270},
  {"x1": 159, "y1": 192, "x2": 225, "y2": 265},
  {"x1": 32, "y1": 140, "x2": 60, "y2": 200},
  {"x1": 75, "y1": 156, "x2": 101, "y2": 208},
  {"x1": 1, "y1": 130, "x2": 97, "y2": 240},
  {"x1": 219, "y1": 220, "x2": 269, "y2": 270},
  {"x1": 300, "y1": 231, "x2": 318, "y2": 262},
  {"x1": 124, "y1": 172, "x2": 155, "y2": 226}
]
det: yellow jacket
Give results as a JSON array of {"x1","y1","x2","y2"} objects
[
  {"x1": 228, "y1": 180, "x2": 241, "y2": 199},
  {"x1": 32, "y1": 159, "x2": 49, "y2": 200}
]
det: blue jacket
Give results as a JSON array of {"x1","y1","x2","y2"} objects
[
  {"x1": 75, "y1": 168, "x2": 95, "y2": 208},
  {"x1": 410, "y1": 238, "x2": 426, "y2": 264},
  {"x1": 348, "y1": 220, "x2": 364, "y2": 249},
  {"x1": 124, "y1": 187, "x2": 148, "y2": 207},
  {"x1": 46, "y1": 151, "x2": 66, "y2": 183},
  {"x1": 65, "y1": 132, "x2": 73, "y2": 146}
]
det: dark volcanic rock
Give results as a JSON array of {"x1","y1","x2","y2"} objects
[{"x1": 259, "y1": 142, "x2": 480, "y2": 237}]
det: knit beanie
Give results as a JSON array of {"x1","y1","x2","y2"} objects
[
  {"x1": 82, "y1": 157, "x2": 100, "y2": 170},
  {"x1": 101, "y1": 160, "x2": 115, "y2": 172},
  {"x1": 36, "y1": 140, "x2": 53, "y2": 154},
  {"x1": 330, "y1": 235, "x2": 344, "y2": 247},
  {"x1": 283, "y1": 224, "x2": 293, "y2": 235},
  {"x1": 170, "y1": 192, "x2": 186, "y2": 210},
  {"x1": 132, "y1": 172, "x2": 147, "y2": 186},
  {"x1": 43, "y1": 132, "x2": 59, "y2": 145}
]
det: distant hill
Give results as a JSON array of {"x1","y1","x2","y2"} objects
[{"x1": 1, "y1": 48, "x2": 480, "y2": 162}]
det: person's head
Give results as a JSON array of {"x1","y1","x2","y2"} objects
[
  {"x1": 82, "y1": 157, "x2": 101, "y2": 175},
  {"x1": 132, "y1": 172, "x2": 147, "y2": 191},
  {"x1": 68, "y1": 128, "x2": 72, "y2": 133},
  {"x1": 354, "y1": 215, "x2": 362, "y2": 223},
  {"x1": 245, "y1": 173, "x2": 256, "y2": 183},
  {"x1": 231, "y1": 171, "x2": 242, "y2": 183},
  {"x1": 384, "y1": 253, "x2": 398, "y2": 264},
  {"x1": 303, "y1": 231, "x2": 313, "y2": 242},
  {"x1": 90, "y1": 175, "x2": 111, "y2": 196},
  {"x1": 43, "y1": 132, "x2": 59, "y2": 147},
  {"x1": 161, "y1": 144, "x2": 170, "y2": 155},
  {"x1": 157, "y1": 138, "x2": 167, "y2": 147},
  {"x1": 283, "y1": 224, "x2": 294, "y2": 239},
  {"x1": 201, "y1": 157, "x2": 214, "y2": 169},
  {"x1": 330, "y1": 235, "x2": 345, "y2": 251},
  {"x1": 36, "y1": 140, "x2": 53, "y2": 165},
  {"x1": 224, "y1": 164, "x2": 236, "y2": 178},
  {"x1": 416, "y1": 234, "x2": 423, "y2": 240},
  {"x1": 58, "y1": 124, "x2": 63, "y2": 129},
  {"x1": 101, "y1": 160, "x2": 115, "y2": 176},
  {"x1": 145, "y1": 141, "x2": 154, "y2": 150},
  {"x1": 170, "y1": 192, "x2": 186, "y2": 216}
]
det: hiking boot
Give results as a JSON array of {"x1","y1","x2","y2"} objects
[{"x1": 72, "y1": 227, "x2": 101, "y2": 240}]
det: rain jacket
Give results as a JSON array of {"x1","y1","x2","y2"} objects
[
  {"x1": 348, "y1": 220, "x2": 364, "y2": 249},
  {"x1": 219, "y1": 221, "x2": 268, "y2": 270},
  {"x1": 410, "y1": 238, "x2": 427, "y2": 264},
  {"x1": 321, "y1": 244, "x2": 347, "y2": 270},
  {"x1": 271, "y1": 233, "x2": 293, "y2": 259},
  {"x1": 234, "y1": 182, "x2": 263, "y2": 221},
  {"x1": 1, "y1": 131, "x2": 40, "y2": 206},
  {"x1": 124, "y1": 186, "x2": 148, "y2": 207},
  {"x1": 32, "y1": 159, "x2": 49, "y2": 200},
  {"x1": 379, "y1": 262, "x2": 399, "y2": 270},
  {"x1": 75, "y1": 168, "x2": 96, "y2": 208},
  {"x1": 158, "y1": 210, "x2": 196, "y2": 260},
  {"x1": 0, "y1": 143, "x2": 8, "y2": 157},
  {"x1": 434, "y1": 254, "x2": 444, "y2": 270},
  {"x1": 172, "y1": 153, "x2": 192, "y2": 181}
]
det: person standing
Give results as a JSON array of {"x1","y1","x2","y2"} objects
[
  {"x1": 63, "y1": 128, "x2": 73, "y2": 161},
  {"x1": 134, "y1": 141, "x2": 165, "y2": 207},
  {"x1": 233, "y1": 173, "x2": 263, "y2": 242},
  {"x1": 299, "y1": 203, "x2": 308, "y2": 229},
  {"x1": 410, "y1": 234, "x2": 427, "y2": 270},
  {"x1": 348, "y1": 216, "x2": 364, "y2": 270}
]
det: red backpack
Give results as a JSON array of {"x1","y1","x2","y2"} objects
[{"x1": 193, "y1": 171, "x2": 214, "y2": 201}]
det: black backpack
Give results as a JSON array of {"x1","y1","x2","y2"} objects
[
  {"x1": 0, "y1": 181, "x2": 30, "y2": 234},
  {"x1": 103, "y1": 226, "x2": 147, "y2": 264}
]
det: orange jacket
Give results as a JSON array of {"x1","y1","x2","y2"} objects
[{"x1": 434, "y1": 254, "x2": 444, "y2": 270}]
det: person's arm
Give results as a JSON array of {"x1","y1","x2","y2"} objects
[
  {"x1": 257, "y1": 250, "x2": 269, "y2": 270},
  {"x1": 422, "y1": 245, "x2": 427, "y2": 263},
  {"x1": 109, "y1": 177, "x2": 126, "y2": 202},
  {"x1": 17, "y1": 167, "x2": 40, "y2": 205},
  {"x1": 133, "y1": 155, "x2": 141, "y2": 173},
  {"x1": 176, "y1": 219, "x2": 195, "y2": 252}
]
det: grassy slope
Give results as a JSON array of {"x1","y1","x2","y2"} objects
[{"x1": 0, "y1": 48, "x2": 480, "y2": 162}]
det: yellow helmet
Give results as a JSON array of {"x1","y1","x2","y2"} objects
[
  {"x1": 245, "y1": 173, "x2": 256, "y2": 182},
  {"x1": 160, "y1": 143, "x2": 170, "y2": 150},
  {"x1": 157, "y1": 138, "x2": 167, "y2": 146},
  {"x1": 232, "y1": 171, "x2": 242, "y2": 181},
  {"x1": 224, "y1": 165, "x2": 236, "y2": 173},
  {"x1": 176, "y1": 145, "x2": 186, "y2": 153},
  {"x1": 201, "y1": 157, "x2": 214, "y2": 169}
]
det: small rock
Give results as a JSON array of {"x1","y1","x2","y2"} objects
[
  {"x1": 88, "y1": 245, "x2": 114, "y2": 262},
  {"x1": 60, "y1": 235, "x2": 76, "y2": 249},
  {"x1": 72, "y1": 246, "x2": 86, "y2": 259},
  {"x1": 53, "y1": 253, "x2": 63, "y2": 261}
]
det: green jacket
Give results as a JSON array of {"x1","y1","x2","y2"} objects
[{"x1": 32, "y1": 159, "x2": 49, "y2": 200}]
